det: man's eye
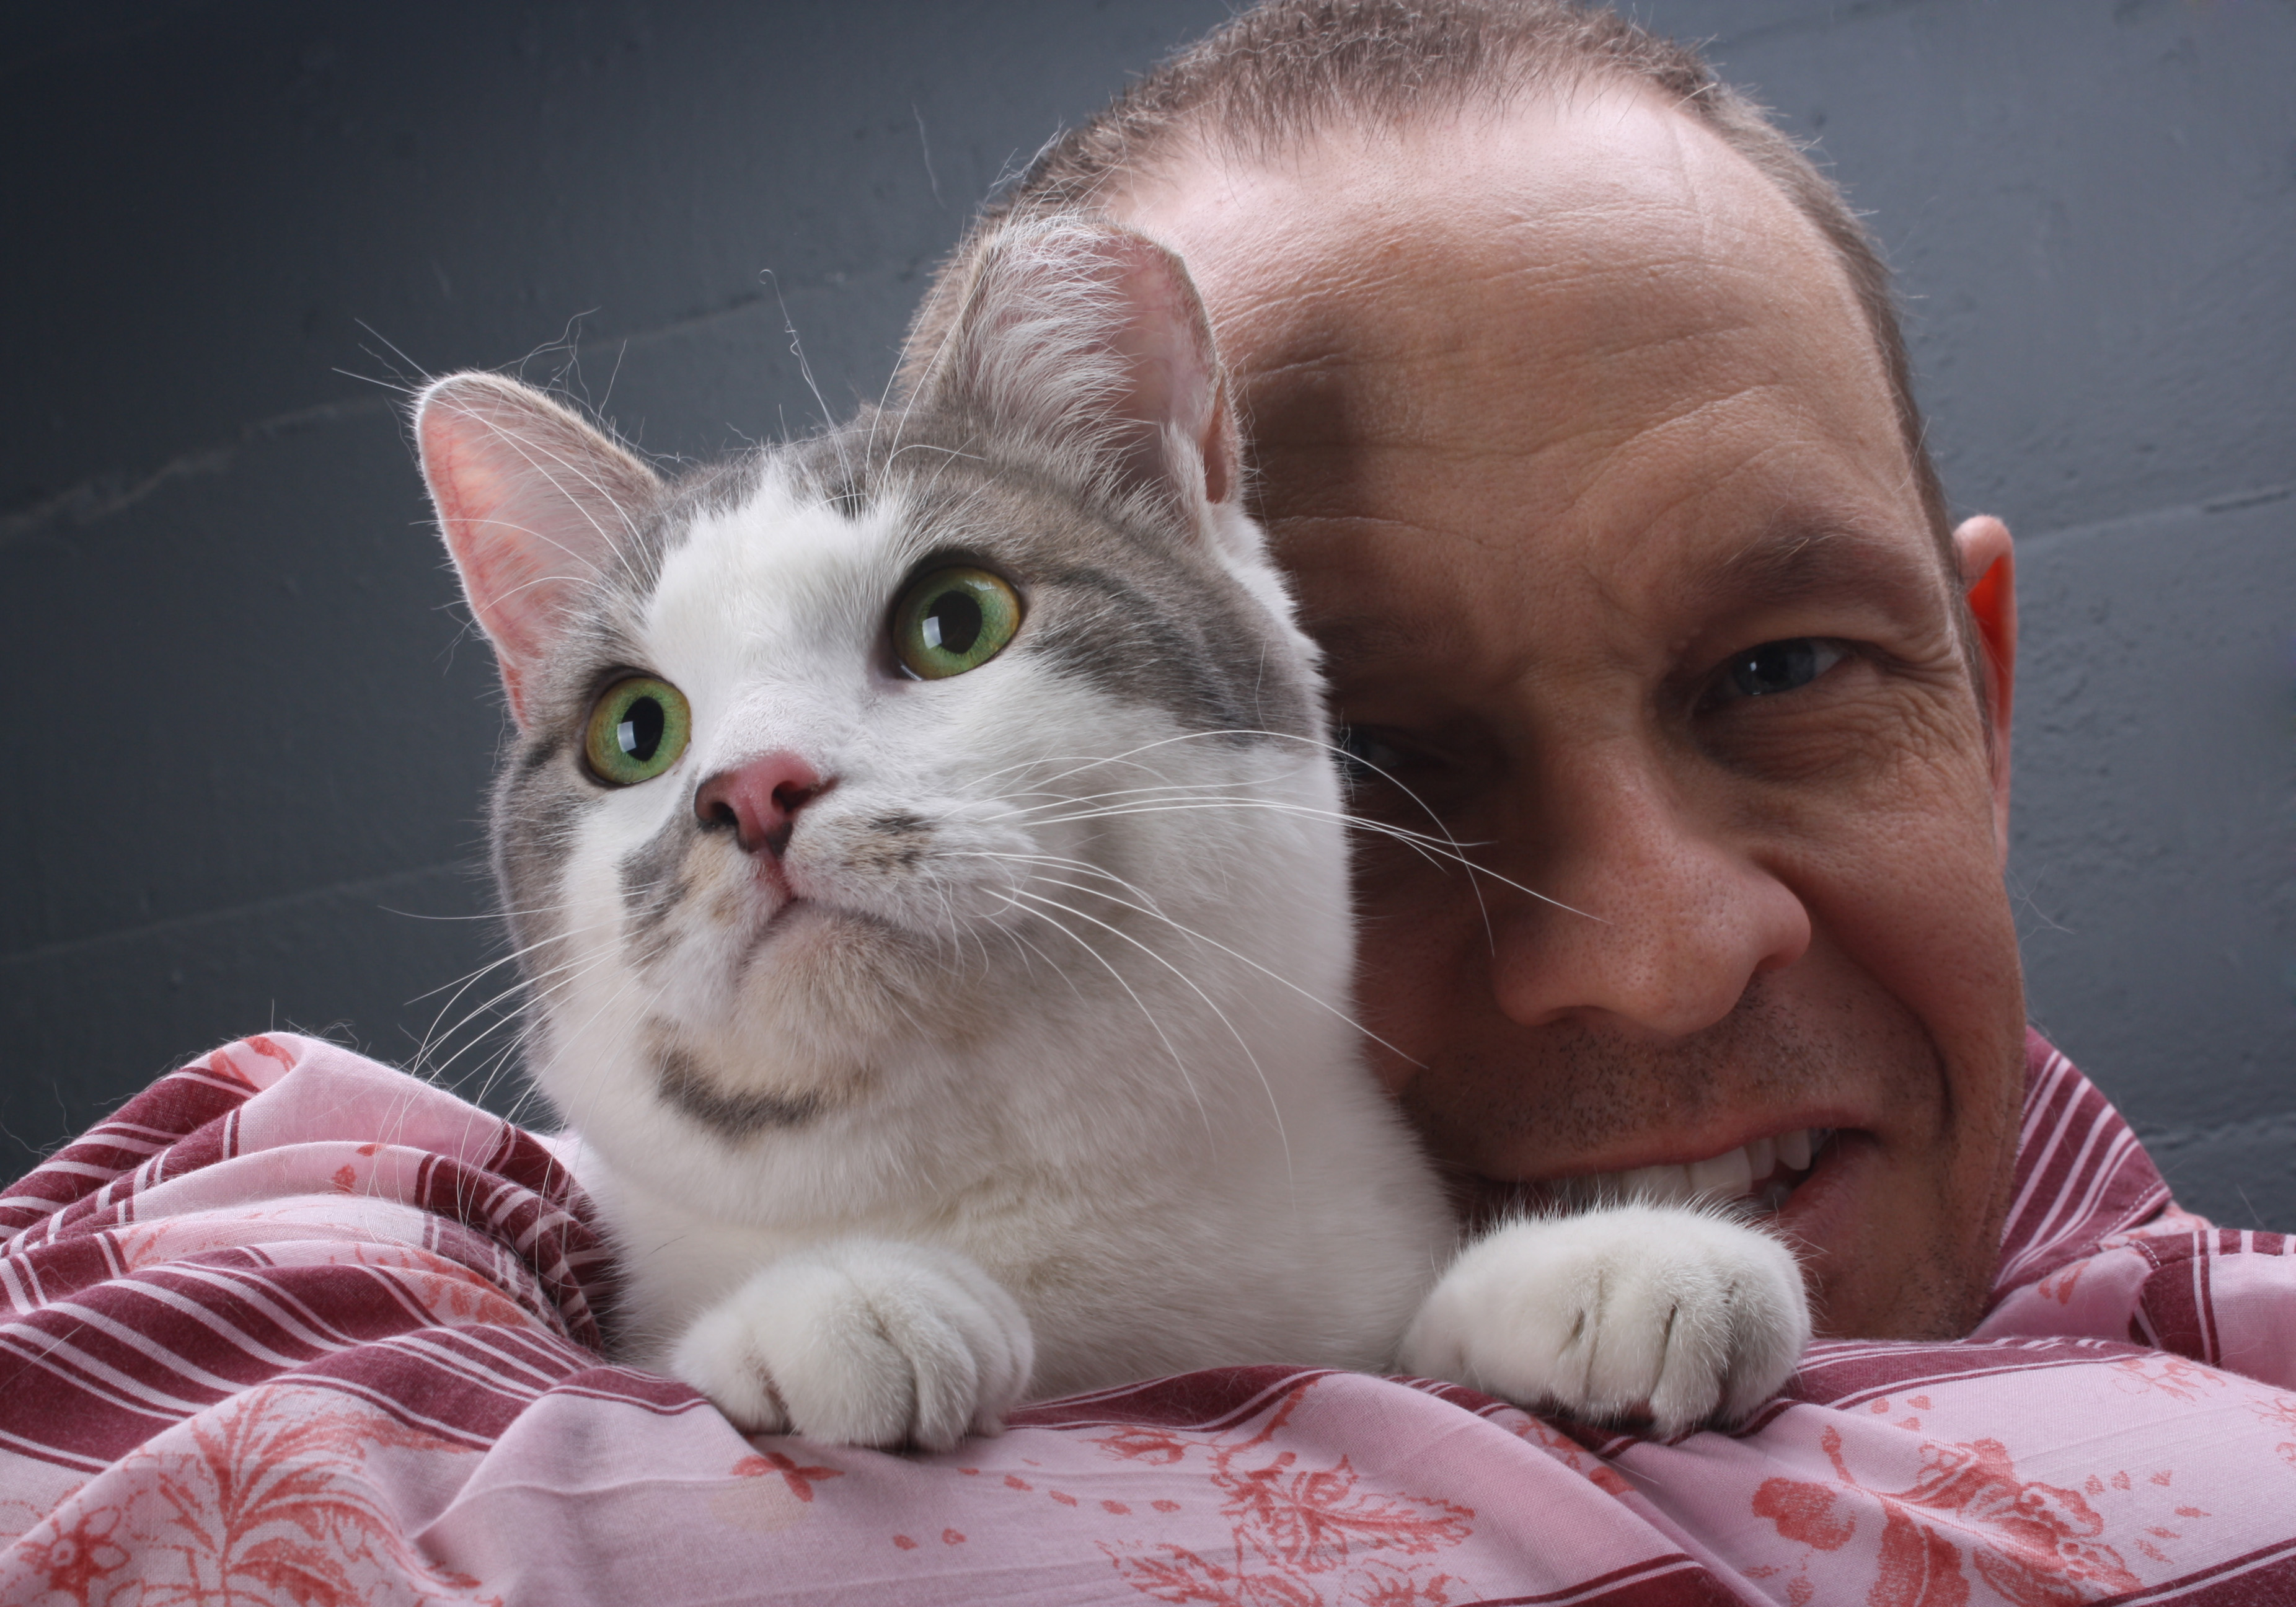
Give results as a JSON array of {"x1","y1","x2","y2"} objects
[
  {"x1": 1718, "y1": 638, "x2": 1848, "y2": 701},
  {"x1": 1337, "y1": 725, "x2": 1411, "y2": 784}
]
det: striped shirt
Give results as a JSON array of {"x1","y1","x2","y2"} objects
[{"x1": 2, "y1": 1029, "x2": 2290, "y2": 1605}]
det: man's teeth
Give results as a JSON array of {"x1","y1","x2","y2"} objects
[{"x1": 1563, "y1": 1128, "x2": 1835, "y2": 1210}]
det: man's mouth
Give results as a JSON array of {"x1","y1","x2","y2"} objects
[{"x1": 1464, "y1": 1127, "x2": 1842, "y2": 1224}]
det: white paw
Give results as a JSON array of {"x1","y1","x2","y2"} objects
[
  {"x1": 669, "y1": 1240, "x2": 1033, "y2": 1451},
  {"x1": 1399, "y1": 1203, "x2": 1809, "y2": 1437}
]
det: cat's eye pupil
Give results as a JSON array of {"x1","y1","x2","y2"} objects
[
  {"x1": 582, "y1": 675, "x2": 690, "y2": 786},
  {"x1": 616, "y1": 696, "x2": 665, "y2": 761},
  {"x1": 922, "y1": 590, "x2": 982, "y2": 655},
  {"x1": 1730, "y1": 639, "x2": 1818, "y2": 698},
  {"x1": 891, "y1": 565, "x2": 1021, "y2": 680}
]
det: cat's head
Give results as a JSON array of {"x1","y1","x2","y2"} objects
[{"x1": 415, "y1": 220, "x2": 1351, "y2": 1206}]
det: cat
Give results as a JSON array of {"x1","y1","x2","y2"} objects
[{"x1": 411, "y1": 216, "x2": 1809, "y2": 1452}]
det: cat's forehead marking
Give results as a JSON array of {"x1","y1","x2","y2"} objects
[
  {"x1": 649, "y1": 467, "x2": 907, "y2": 662},
  {"x1": 636, "y1": 465, "x2": 918, "y2": 768}
]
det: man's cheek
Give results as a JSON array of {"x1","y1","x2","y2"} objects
[
  {"x1": 1761, "y1": 679, "x2": 2009, "y2": 962},
  {"x1": 1793, "y1": 784, "x2": 2018, "y2": 1036},
  {"x1": 1351, "y1": 866, "x2": 1488, "y2": 1091}
]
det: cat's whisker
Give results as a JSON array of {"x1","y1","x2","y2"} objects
[
  {"x1": 407, "y1": 903, "x2": 648, "y2": 1007},
  {"x1": 1010, "y1": 790, "x2": 1465, "y2": 876},
  {"x1": 413, "y1": 947, "x2": 626, "y2": 1091},
  {"x1": 987, "y1": 890, "x2": 1212, "y2": 1138},
  {"x1": 466, "y1": 980, "x2": 608, "y2": 1125},
  {"x1": 942, "y1": 738, "x2": 1291, "y2": 800},
  {"x1": 979, "y1": 768, "x2": 1269, "y2": 805},
  {"x1": 514, "y1": 1009, "x2": 633, "y2": 1146},
  {"x1": 990, "y1": 913, "x2": 1088, "y2": 1004},
  {"x1": 501, "y1": 955, "x2": 661, "y2": 1140},
  {"x1": 944, "y1": 883, "x2": 1003, "y2": 987},
  {"x1": 384, "y1": 901, "x2": 576, "y2": 924},
  {"x1": 984, "y1": 776, "x2": 1330, "y2": 825},
  {"x1": 404, "y1": 903, "x2": 660, "y2": 1073},
  {"x1": 1014, "y1": 791, "x2": 1449, "y2": 865},
  {"x1": 404, "y1": 905, "x2": 658, "y2": 1077},
  {"x1": 961, "y1": 730, "x2": 1264, "y2": 799},
  {"x1": 959, "y1": 855, "x2": 1426, "y2": 1071},
  {"x1": 1023, "y1": 797, "x2": 1602, "y2": 923},
  {"x1": 1002, "y1": 885, "x2": 1288, "y2": 1180},
  {"x1": 408, "y1": 967, "x2": 563, "y2": 1085},
  {"x1": 968, "y1": 724, "x2": 1481, "y2": 862},
  {"x1": 1000, "y1": 779, "x2": 1503, "y2": 949},
  {"x1": 1084, "y1": 725, "x2": 1522, "y2": 954}
]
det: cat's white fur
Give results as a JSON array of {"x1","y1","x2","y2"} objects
[{"x1": 417, "y1": 218, "x2": 1809, "y2": 1452}]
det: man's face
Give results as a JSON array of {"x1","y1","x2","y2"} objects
[{"x1": 1117, "y1": 91, "x2": 2028, "y2": 1338}]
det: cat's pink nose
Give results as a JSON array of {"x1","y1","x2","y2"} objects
[{"x1": 694, "y1": 751, "x2": 829, "y2": 859}]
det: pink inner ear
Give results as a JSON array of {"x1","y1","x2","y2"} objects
[
  {"x1": 422, "y1": 420, "x2": 557, "y2": 669},
  {"x1": 415, "y1": 373, "x2": 661, "y2": 728},
  {"x1": 1099, "y1": 237, "x2": 1239, "y2": 510}
]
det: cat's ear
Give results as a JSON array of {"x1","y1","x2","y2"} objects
[
  {"x1": 415, "y1": 372, "x2": 661, "y2": 727},
  {"x1": 907, "y1": 219, "x2": 1244, "y2": 535}
]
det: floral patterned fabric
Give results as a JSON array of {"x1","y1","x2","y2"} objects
[{"x1": 3, "y1": 1030, "x2": 2292, "y2": 1606}]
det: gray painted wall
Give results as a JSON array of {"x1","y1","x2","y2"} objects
[{"x1": 3, "y1": 1, "x2": 2289, "y2": 1228}]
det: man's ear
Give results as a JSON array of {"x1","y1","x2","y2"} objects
[{"x1": 1954, "y1": 515, "x2": 2016, "y2": 865}]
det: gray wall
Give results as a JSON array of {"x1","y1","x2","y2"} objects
[{"x1": 3, "y1": 2, "x2": 2290, "y2": 1228}]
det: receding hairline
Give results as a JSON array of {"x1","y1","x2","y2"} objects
[
  {"x1": 1098, "y1": 77, "x2": 1869, "y2": 307},
  {"x1": 908, "y1": 0, "x2": 1949, "y2": 546},
  {"x1": 1038, "y1": 19, "x2": 1715, "y2": 211},
  {"x1": 1097, "y1": 69, "x2": 1685, "y2": 219}
]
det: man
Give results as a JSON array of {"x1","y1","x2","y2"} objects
[
  {"x1": 4, "y1": 4, "x2": 2291, "y2": 1602},
  {"x1": 917, "y1": 0, "x2": 2031, "y2": 1344}
]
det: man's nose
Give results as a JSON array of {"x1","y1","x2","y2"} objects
[
  {"x1": 1485, "y1": 751, "x2": 1810, "y2": 1037},
  {"x1": 693, "y1": 751, "x2": 829, "y2": 859}
]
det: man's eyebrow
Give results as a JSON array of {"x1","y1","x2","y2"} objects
[
  {"x1": 1687, "y1": 522, "x2": 1946, "y2": 624},
  {"x1": 1307, "y1": 608, "x2": 1468, "y2": 675}
]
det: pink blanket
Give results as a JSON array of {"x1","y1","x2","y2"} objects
[{"x1": 4, "y1": 1032, "x2": 2293, "y2": 1606}]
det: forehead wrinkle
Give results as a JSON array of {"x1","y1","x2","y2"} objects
[{"x1": 1244, "y1": 306, "x2": 1781, "y2": 492}]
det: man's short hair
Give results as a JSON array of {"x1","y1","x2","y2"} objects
[{"x1": 907, "y1": 0, "x2": 1955, "y2": 560}]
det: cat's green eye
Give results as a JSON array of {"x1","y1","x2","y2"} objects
[
  {"x1": 583, "y1": 676, "x2": 692, "y2": 787},
  {"x1": 892, "y1": 567, "x2": 1023, "y2": 680}
]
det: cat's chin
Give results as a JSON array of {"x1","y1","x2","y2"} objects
[{"x1": 713, "y1": 899, "x2": 1001, "y2": 1082}]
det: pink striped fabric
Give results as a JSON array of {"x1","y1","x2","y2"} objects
[{"x1": 3, "y1": 1029, "x2": 2292, "y2": 1606}]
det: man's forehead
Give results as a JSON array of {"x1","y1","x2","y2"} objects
[
  {"x1": 1123, "y1": 88, "x2": 1900, "y2": 506},
  {"x1": 1122, "y1": 86, "x2": 1868, "y2": 358}
]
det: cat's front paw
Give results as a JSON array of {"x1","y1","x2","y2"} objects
[
  {"x1": 1399, "y1": 1203, "x2": 1809, "y2": 1437},
  {"x1": 669, "y1": 1239, "x2": 1033, "y2": 1451}
]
